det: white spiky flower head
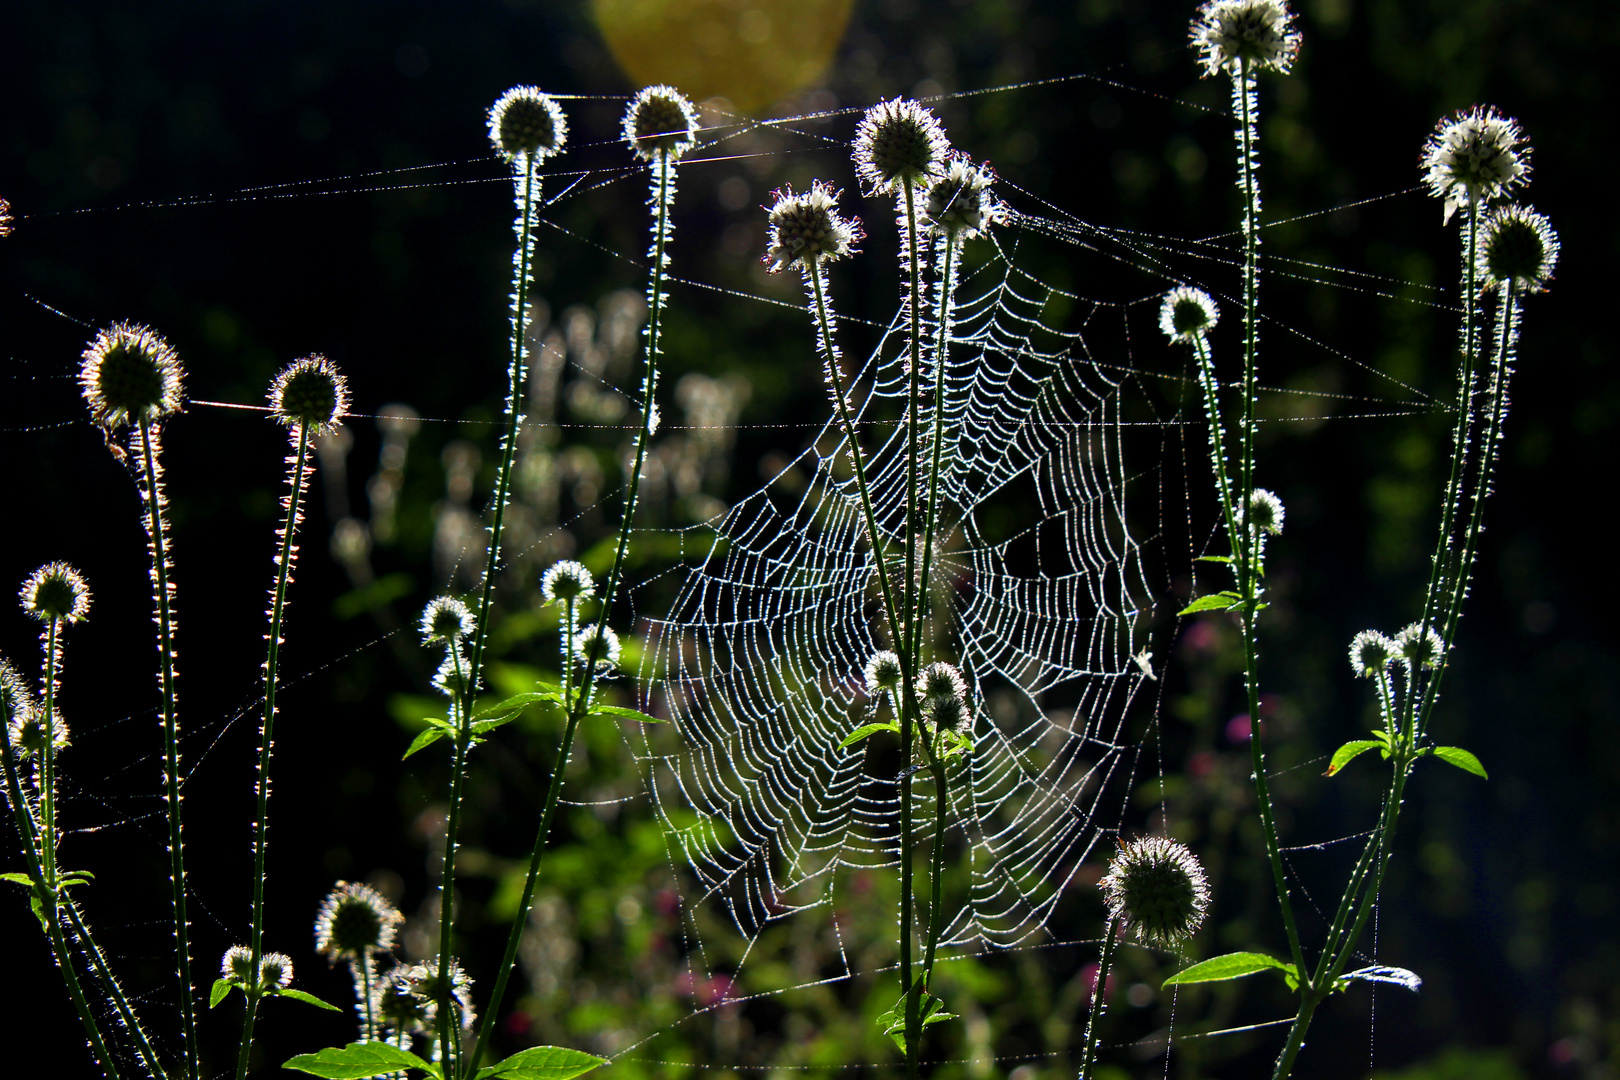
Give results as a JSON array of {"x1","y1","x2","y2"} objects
[
  {"x1": 623, "y1": 85, "x2": 699, "y2": 162},
  {"x1": 374, "y1": 976, "x2": 435, "y2": 1035},
  {"x1": 0, "y1": 195, "x2": 12, "y2": 237},
  {"x1": 541, "y1": 560, "x2": 596, "y2": 604},
  {"x1": 488, "y1": 86, "x2": 568, "y2": 163},
  {"x1": 315, "y1": 881, "x2": 403, "y2": 961},
  {"x1": 1159, "y1": 286, "x2": 1220, "y2": 344},
  {"x1": 572, "y1": 623, "x2": 622, "y2": 673},
  {"x1": 270, "y1": 354, "x2": 350, "y2": 435},
  {"x1": 852, "y1": 98, "x2": 951, "y2": 196},
  {"x1": 7, "y1": 705, "x2": 68, "y2": 760},
  {"x1": 1421, "y1": 105, "x2": 1530, "y2": 218},
  {"x1": 258, "y1": 952, "x2": 294, "y2": 989},
  {"x1": 865, "y1": 650, "x2": 903, "y2": 695},
  {"x1": 919, "y1": 661, "x2": 966, "y2": 706},
  {"x1": 927, "y1": 692, "x2": 972, "y2": 736},
  {"x1": 0, "y1": 661, "x2": 27, "y2": 729},
  {"x1": 1478, "y1": 205, "x2": 1559, "y2": 292},
  {"x1": 401, "y1": 959, "x2": 476, "y2": 1027},
  {"x1": 432, "y1": 652, "x2": 478, "y2": 699},
  {"x1": 1348, "y1": 630, "x2": 1398, "y2": 678},
  {"x1": 1100, "y1": 836, "x2": 1211, "y2": 949},
  {"x1": 21, "y1": 562, "x2": 92, "y2": 625},
  {"x1": 80, "y1": 322, "x2": 184, "y2": 430},
  {"x1": 1189, "y1": 0, "x2": 1301, "y2": 77},
  {"x1": 1395, "y1": 623, "x2": 1445, "y2": 670},
  {"x1": 764, "y1": 181, "x2": 863, "y2": 273},
  {"x1": 921, "y1": 155, "x2": 1003, "y2": 240},
  {"x1": 420, "y1": 597, "x2": 475, "y2": 645},
  {"x1": 1242, "y1": 488, "x2": 1285, "y2": 536},
  {"x1": 222, "y1": 945, "x2": 257, "y2": 984}
]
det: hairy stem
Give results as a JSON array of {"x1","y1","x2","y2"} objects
[
  {"x1": 436, "y1": 644, "x2": 471, "y2": 1075},
  {"x1": 64, "y1": 897, "x2": 168, "y2": 1079},
  {"x1": 1076, "y1": 919, "x2": 1122, "y2": 1080}
]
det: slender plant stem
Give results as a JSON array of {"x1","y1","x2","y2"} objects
[
  {"x1": 136, "y1": 422, "x2": 198, "y2": 1080},
  {"x1": 436, "y1": 644, "x2": 471, "y2": 1075},
  {"x1": 41, "y1": 619, "x2": 59, "y2": 891},
  {"x1": 1076, "y1": 919, "x2": 1122, "y2": 1080},
  {"x1": 64, "y1": 897, "x2": 169, "y2": 1079},
  {"x1": 359, "y1": 953, "x2": 375, "y2": 1042},
  {"x1": 236, "y1": 423, "x2": 313, "y2": 1080}
]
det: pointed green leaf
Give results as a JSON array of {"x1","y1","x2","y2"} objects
[
  {"x1": 60, "y1": 869, "x2": 94, "y2": 880},
  {"x1": 28, "y1": 893, "x2": 48, "y2": 930},
  {"x1": 1178, "y1": 592, "x2": 1242, "y2": 616},
  {"x1": 1162, "y1": 952, "x2": 1297, "y2": 988},
  {"x1": 273, "y1": 987, "x2": 342, "y2": 1011},
  {"x1": 421, "y1": 716, "x2": 455, "y2": 732},
  {"x1": 473, "y1": 1045, "x2": 608, "y2": 1080},
  {"x1": 1194, "y1": 554, "x2": 1234, "y2": 564},
  {"x1": 0, "y1": 872, "x2": 35, "y2": 887},
  {"x1": 469, "y1": 713, "x2": 523, "y2": 737},
  {"x1": 839, "y1": 722, "x2": 900, "y2": 749},
  {"x1": 1431, "y1": 746, "x2": 1488, "y2": 779},
  {"x1": 210, "y1": 978, "x2": 238, "y2": 1009},
  {"x1": 283, "y1": 1042, "x2": 433, "y2": 1078},
  {"x1": 471, "y1": 688, "x2": 564, "y2": 724},
  {"x1": 590, "y1": 705, "x2": 666, "y2": 724},
  {"x1": 403, "y1": 727, "x2": 449, "y2": 760},
  {"x1": 1326, "y1": 740, "x2": 1383, "y2": 777}
]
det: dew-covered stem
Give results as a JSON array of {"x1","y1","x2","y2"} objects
[{"x1": 1076, "y1": 919, "x2": 1122, "y2": 1080}]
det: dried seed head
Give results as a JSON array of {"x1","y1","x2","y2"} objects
[
  {"x1": 315, "y1": 881, "x2": 403, "y2": 960},
  {"x1": 853, "y1": 98, "x2": 951, "y2": 196},
  {"x1": 7, "y1": 704, "x2": 69, "y2": 759},
  {"x1": 420, "y1": 597, "x2": 475, "y2": 645},
  {"x1": 488, "y1": 86, "x2": 568, "y2": 162},
  {"x1": 572, "y1": 624, "x2": 622, "y2": 673},
  {"x1": 401, "y1": 959, "x2": 476, "y2": 1026},
  {"x1": 1421, "y1": 105, "x2": 1530, "y2": 215},
  {"x1": 920, "y1": 661, "x2": 966, "y2": 706},
  {"x1": 921, "y1": 156, "x2": 1002, "y2": 240},
  {"x1": 80, "y1": 322, "x2": 184, "y2": 429},
  {"x1": 258, "y1": 952, "x2": 294, "y2": 989},
  {"x1": 0, "y1": 196, "x2": 12, "y2": 237},
  {"x1": 865, "y1": 649, "x2": 903, "y2": 695},
  {"x1": 623, "y1": 85, "x2": 699, "y2": 162},
  {"x1": 541, "y1": 560, "x2": 596, "y2": 604},
  {"x1": 270, "y1": 354, "x2": 350, "y2": 435},
  {"x1": 1395, "y1": 623, "x2": 1445, "y2": 670},
  {"x1": 374, "y1": 976, "x2": 434, "y2": 1034},
  {"x1": 1189, "y1": 0, "x2": 1301, "y2": 77},
  {"x1": 1242, "y1": 488, "x2": 1285, "y2": 536},
  {"x1": 764, "y1": 181, "x2": 862, "y2": 273},
  {"x1": 1159, "y1": 287, "x2": 1220, "y2": 344},
  {"x1": 20, "y1": 563, "x2": 92, "y2": 625},
  {"x1": 1348, "y1": 630, "x2": 1398, "y2": 678},
  {"x1": 1100, "y1": 836, "x2": 1211, "y2": 949},
  {"x1": 1478, "y1": 205, "x2": 1559, "y2": 292}
]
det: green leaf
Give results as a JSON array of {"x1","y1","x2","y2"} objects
[
  {"x1": 421, "y1": 716, "x2": 455, "y2": 732},
  {"x1": 0, "y1": 872, "x2": 35, "y2": 887},
  {"x1": 469, "y1": 713, "x2": 524, "y2": 737},
  {"x1": 1326, "y1": 740, "x2": 1383, "y2": 777},
  {"x1": 471, "y1": 688, "x2": 564, "y2": 724},
  {"x1": 402, "y1": 727, "x2": 449, "y2": 760},
  {"x1": 28, "y1": 893, "x2": 48, "y2": 931},
  {"x1": 1194, "y1": 554, "x2": 1234, "y2": 564},
  {"x1": 1431, "y1": 746, "x2": 1488, "y2": 779},
  {"x1": 839, "y1": 722, "x2": 900, "y2": 749},
  {"x1": 210, "y1": 978, "x2": 238, "y2": 1009},
  {"x1": 473, "y1": 1045, "x2": 608, "y2": 1080},
  {"x1": 1178, "y1": 591, "x2": 1242, "y2": 616},
  {"x1": 590, "y1": 705, "x2": 666, "y2": 725},
  {"x1": 273, "y1": 987, "x2": 342, "y2": 1011},
  {"x1": 60, "y1": 869, "x2": 94, "y2": 880},
  {"x1": 1162, "y1": 952, "x2": 1297, "y2": 988},
  {"x1": 877, "y1": 988, "x2": 956, "y2": 1053},
  {"x1": 283, "y1": 1042, "x2": 433, "y2": 1078}
]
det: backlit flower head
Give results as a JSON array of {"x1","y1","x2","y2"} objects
[
  {"x1": 1190, "y1": 0, "x2": 1301, "y2": 77},
  {"x1": 623, "y1": 85, "x2": 699, "y2": 162},
  {"x1": 1100, "y1": 836, "x2": 1211, "y2": 949},
  {"x1": 1421, "y1": 105, "x2": 1530, "y2": 214},
  {"x1": 420, "y1": 597, "x2": 475, "y2": 645},
  {"x1": 270, "y1": 355, "x2": 350, "y2": 435},
  {"x1": 488, "y1": 86, "x2": 568, "y2": 162},
  {"x1": 920, "y1": 661, "x2": 966, "y2": 706},
  {"x1": 7, "y1": 704, "x2": 68, "y2": 760},
  {"x1": 921, "y1": 155, "x2": 1002, "y2": 240},
  {"x1": 21, "y1": 563, "x2": 92, "y2": 625},
  {"x1": 222, "y1": 945, "x2": 257, "y2": 984},
  {"x1": 0, "y1": 196, "x2": 12, "y2": 237},
  {"x1": 1478, "y1": 205, "x2": 1558, "y2": 292},
  {"x1": 374, "y1": 976, "x2": 434, "y2": 1034},
  {"x1": 1242, "y1": 488, "x2": 1285, "y2": 536},
  {"x1": 927, "y1": 693, "x2": 971, "y2": 735},
  {"x1": 80, "y1": 322, "x2": 184, "y2": 429},
  {"x1": 0, "y1": 661, "x2": 26, "y2": 729},
  {"x1": 1159, "y1": 286, "x2": 1220, "y2": 344},
  {"x1": 315, "y1": 881, "x2": 403, "y2": 960},
  {"x1": 852, "y1": 98, "x2": 951, "y2": 196},
  {"x1": 1395, "y1": 623, "x2": 1445, "y2": 670},
  {"x1": 433, "y1": 652, "x2": 477, "y2": 699},
  {"x1": 764, "y1": 181, "x2": 862, "y2": 273},
  {"x1": 541, "y1": 560, "x2": 596, "y2": 604},
  {"x1": 258, "y1": 952, "x2": 294, "y2": 989},
  {"x1": 865, "y1": 649, "x2": 903, "y2": 695},
  {"x1": 572, "y1": 623, "x2": 621, "y2": 673},
  {"x1": 401, "y1": 959, "x2": 475, "y2": 1026},
  {"x1": 1348, "y1": 630, "x2": 1397, "y2": 678}
]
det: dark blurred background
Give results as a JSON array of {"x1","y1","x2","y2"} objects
[{"x1": 0, "y1": 1, "x2": 1613, "y2": 1078}]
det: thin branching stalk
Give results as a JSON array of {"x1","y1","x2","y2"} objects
[
  {"x1": 436, "y1": 642, "x2": 472, "y2": 1075},
  {"x1": 134, "y1": 421, "x2": 199, "y2": 1080},
  {"x1": 1076, "y1": 919, "x2": 1121, "y2": 1080},
  {"x1": 236, "y1": 422, "x2": 315, "y2": 1080},
  {"x1": 40, "y1": 617, "x2": 61, "y2": 916},
  {"x1": 63, "y1": 897, "x2": 169, "y2": 1080}
]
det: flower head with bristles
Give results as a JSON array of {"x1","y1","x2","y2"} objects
[
  {"x1": 1100, "y1": 836, "x2": 1211, "y2": 949},
  {"x1": 852, "y1": 98, "x2": 951, "y2": 196},
  {"x1": 8, "y1": 705, "x2": 68, "y2": 760},
  {"x1": 374, "y1": 976, "x2": 435, "y2": 1034},
  {"x1": 21, "y1": 563, "x2": 92, "y2": 625},
  {"x1": 1478, "y1": 205, "x2": 1559, "y2": 292},
  {"x1": 1241, "y1": 488, "x2": 1285, "y2": 536},
  {"x1": 764, "y1": 182, "x2": 862, "y2": 273},
  {"x1": 865, "y1": 650, "x2": 903, "y2": 695},
  {"x1": 270, "y1": 355, "x2": 350, "y2": 435},
  {"x1": 1159, "y1": 287, "x2": 1220, "y2": 344},
  {"x1": 572, "y1": 624, "x2": 621, "y2": 673},
  {"x1": 920, "y1": 661, "x2": 966, "y2": 706},
  {"x1": 488, "y1": 86, "x2": 568, "y2": 163},
  {"x1": 1395, "y1": 623, "x2": 1445, "y2": 670},
  {"x1": 80, "y1": 322, "x2": 184, "y2": 430},
  {"x1": 1421, "y1": 105, "x2": 1530, "y2": 215},
  {"x1": 623, "y1": 85, "x2": 699, "y2": 162},
  {"x1": 258, "y1": 952, "x2": 294, "y2": 989},
  {"x1": 1189, "y1": 0, "x2": 1301, "y2": 77},
  {"x1": 1348, "y1": 630, "x2": 1397, "y2": 678},
  {"x1": 315, "y1": 881, "x2": 403, "y2": 961},
  {"x1": 222, "y1": 946, "x2": 293, "y2": 990},
  {"x1": 0, "y1": 196, "x2": 12, "y2": 237},
  {"x1": 401, "y1": 959, "x2": 476, "y2": 1026},
  {"x1": 921, "y1": 155, "x2": 1002, "y2": 240},
  {"x1": 420, "y1": 597, "x2": 475, "y2": 645},
  {"x1": 0, "y1": 661, "x2": 26, "y2": 727},
  {"x1": 222, "y1": 945, "x2": 257, "y2": 984},
  {"x1": 541, "y1": 560, "x2": 596, "y2": 604},
  {"x1": 432, "y1": 653, "x2": 478, "y2": 699}
]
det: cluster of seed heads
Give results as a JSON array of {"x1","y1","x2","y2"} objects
[
  {"x1": 221, "y1": 944, "x2": 294, "y2": 991},
  {"x1": 623, "y1": 85, "x2": 699, "y2": 162},
  {"x1": 79, "y1": 322, "x2": 184, "y2": 429},
  {"x1": 488, "y1": 86, "x2": 568, "y2": 162},
  {"x1": 1100, "y1": 836, "x2": 1211, "y2": 949},
  {"x1": 270, "y1": 354, "x2": 350, "y2": 435}
]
